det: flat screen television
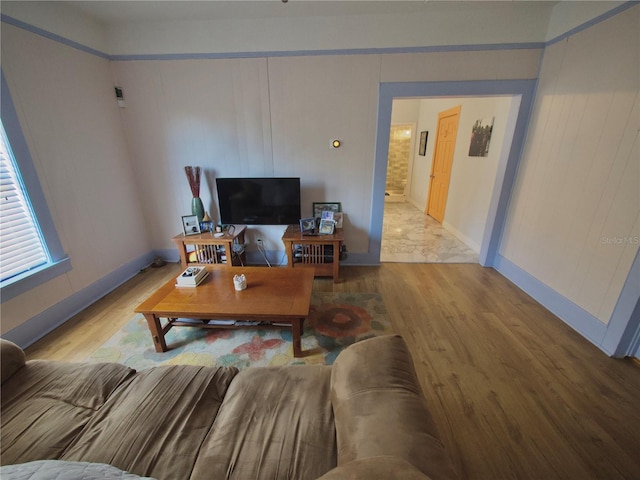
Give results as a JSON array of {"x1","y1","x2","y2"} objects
[{"x1": 216, "y1": 177, "x2": 301, "y2": 225}]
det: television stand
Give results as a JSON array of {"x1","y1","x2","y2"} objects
[
  {"x1": 282, "y1": 225, "x2": 343, "y2": 283},
  {"x1": 172, "y1": 226, "x2": 246, "y2": 268}
]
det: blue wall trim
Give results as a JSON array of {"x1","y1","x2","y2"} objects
[
  {"x1": 493, "y1": 254, "x2": 609, "y2": 352},
  {"x1": 109, "y1": 43, "x2": 545, "y2": 61},
  {"x1": 1, "y1": 258, "x2": 72, "y2": 304},
  {"x1": 371, "y1": 79, "x2": 536, "y2": 268},
  {"x1": 0, "y1": 14, "x2": 110, "y2": 59},
  {"x1": 3, "y1": 251, "x2": 155, "y2": 349},
  {"x1": 600, "y1": 247, "x2": 640, "y2": 356}
]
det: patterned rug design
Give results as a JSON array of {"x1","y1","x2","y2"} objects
[{"x1": 87, "y1": 292, "x2": 391, "y2": 370}]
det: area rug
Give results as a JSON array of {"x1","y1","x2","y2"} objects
[{"x1": 87, "y1": 292, "x2": 391, "y2": 370}]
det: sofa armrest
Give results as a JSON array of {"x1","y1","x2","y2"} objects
[
  {"x1": 330, "y1": 335, "x2": 455, "y2": 480},
  {"x1": 316, "y1": 456, "x2": 433, "y2": 479},
  {"x1": 1, "y1": 338, "x2": 26, "y2": 384}
]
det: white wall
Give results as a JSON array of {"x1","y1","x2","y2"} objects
[
  {"x1": 445, "y1": 96, "x2": 513, "y2": 252},
  {"x1": 391, "y1": 100, "x2": 420, "y2": 124},
  {"x1": 500, "y1": 6, "x2": 639, "y2": 325},
  {"x1": 1, "y1": 24, "x2": 151, "y2": 334},
  {"x1": 112, "y1": 47, "x2": 539, "y2": 261},
  {"x1": 546, "y1": 1, "x2": 627, "y2": 41},
  {"x1": 102, "y1": 3, "x2": 553, "y2": 56},
  {"x1": 0, "y1": 1, "x2": 108, "y2": 54},
  {"x1": 111, "y1": 57, "x2": 274, "y2": 250}
]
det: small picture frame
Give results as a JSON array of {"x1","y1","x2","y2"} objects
[
  {"x1": 313, "y1": 202, "x2": 342, "y2": 218},
  {"x1": 318, "y1": 219, "x2": 336, "y2": 235},
  {"x1": 182, "y1": 215, "x2": 201, "y2": 235},
  {"x1": 299, "y1": 217, "x2": 316, "y2": 232},
  {"x1": 333, "y1": 212, "x2": 343, "y2": 229},
  {"x1": 419, "y1": 131, "x2": 428, "y2": 156},
  {"x1": 321, "y1": 210, "x2": 334, "y2": 221}
]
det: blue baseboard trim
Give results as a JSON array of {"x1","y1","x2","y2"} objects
[
  {"x1": 4, "y1": 251, "x2": 156, "y2": 349},
  {"x1": 155, "y1": 248, "x2": 180, "y2": 264},
  {"x1": 493, "y1": 254, "x2": 608, "y2": 354}
]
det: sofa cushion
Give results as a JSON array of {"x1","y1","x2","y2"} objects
[
  {"x1": 1, "y1": 360, "x2": 135, "y2": 465},
  {"x1": 317, "y1": 456, "x2": 433, "y2": 480},
  {"x1": 0, "y1": 460, "x2": 157, "y2": 479},
  {"x1": 191, "y1": 365, "x2": 336, "y2": 480},
  {"x1": 61, "y1": 365, "x2": 238, "y2": 479},
  {"x1": 1, "y1": 339, "x2": 26, "y2": 384},
  {"x1": 330, "y1": 335, "x2": 454, "y2": 480}
]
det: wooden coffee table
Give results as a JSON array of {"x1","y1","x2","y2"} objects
[{"x1": 135, "y1": 266, "x2": 315, "y2": 357}]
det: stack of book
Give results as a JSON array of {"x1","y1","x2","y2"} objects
[{"x1": 176, "y1": 266, "x2": 209, "y2": 287}]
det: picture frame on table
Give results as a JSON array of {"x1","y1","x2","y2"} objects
[
  {"x1": 332, "y1": 212, "x2": 343, "y2": 228},
  {"x1": 318, "y1": 219, "x2": 336, "y2": 235},
  {"x1": 182, "y1": 215, "x2": 201, "y2": 235},
  {"x1": 299, "y1": 217, "x2": 316, "y2": 232},
  {"x1": 313, "y1": 202, "x2": 342, "y2": 218},
  {"x1": 321, "y1": 210, "x2": 334, "y2": 221}
]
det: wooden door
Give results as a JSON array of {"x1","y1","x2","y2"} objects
[{"x1": 426, "y1": 105, "x2": 461, "y2": 223}]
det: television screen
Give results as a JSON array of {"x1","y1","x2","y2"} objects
[{"x1": 216, "y1": 177, "x2": 301, "y2": 225}]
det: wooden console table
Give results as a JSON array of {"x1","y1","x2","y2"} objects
[
  {"x1": 172, "y1": 225, "x2": 246, "y2": 268},
  {"x1": 282, "y1": 225, "x2": 343, "y2": 283}
]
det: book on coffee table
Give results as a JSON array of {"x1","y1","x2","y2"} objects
[{"x1": 176, "y1": 267, "x2": 208, "y2": 287}]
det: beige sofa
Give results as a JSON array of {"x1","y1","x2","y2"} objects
[{"x1": 1, "y1": 335, "x2": 455, "y2": 480}]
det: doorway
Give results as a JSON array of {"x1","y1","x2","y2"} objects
[
  {"x1": 381, "y1": 104, "x2": 476, "y2": 263},
  {"x1": 385, "y1": 124, "x2": 414, "y2": 202},
  {"x1": 370, "y1": 80, "x2": 536, "y2": 267}
]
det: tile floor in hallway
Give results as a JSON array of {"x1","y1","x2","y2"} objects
[{"x1": 381, "y1": 201, "x2": 479, "y2": 263}]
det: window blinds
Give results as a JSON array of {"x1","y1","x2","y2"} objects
[{"x1": 0, "y1": 121, "x2": 49, "y2": 283}]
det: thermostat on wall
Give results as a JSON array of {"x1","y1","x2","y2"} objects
[{"x1": 114, "y1": 86, "x2": 125, "y2": 107}]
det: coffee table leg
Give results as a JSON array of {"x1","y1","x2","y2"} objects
[
  {"x1": 143, "y1": 313, "x2": 168, "y2": 352},
  {"x1": 292, "y1": 318, "x2": 304, "y2": 357}
]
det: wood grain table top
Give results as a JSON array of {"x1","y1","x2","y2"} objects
[{"x1": 135, "y1": 266, "x2": 314, "y2": 320}]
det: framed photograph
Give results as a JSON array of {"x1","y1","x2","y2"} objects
[
  {"x1": 419, "y1": 131, "x2": 428, "y2": 156},
  {"x1": 318, "y1": 219, "x2": 336, "y2": 235},
  {"x1": 468, "y1": 117, "x2": 494, "y2": 157},
  {"x1": 182, "y1": 215, "x2": 201, "y2": 235},
  {"x1": 321, "y1": 210, "x2": 334, "y2": 221},
  {"x1": 299, "y1": 217, "x2": 316, "y2": 232},
  {"x1": 313, "y1": 202, "x2": 342, "y2": 218},
  {"x1": 333, "y1": 212, "x2": 343, "y2": 229}
]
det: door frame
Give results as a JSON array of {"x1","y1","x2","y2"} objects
[{"x1": 369, "y1": 79, "x2": 536, "y2": 267}]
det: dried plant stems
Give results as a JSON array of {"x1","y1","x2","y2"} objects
[{"x1": 184, "y1": 166, "x2": 201, "y2": 197}]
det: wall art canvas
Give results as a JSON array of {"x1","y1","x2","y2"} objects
[{"x1": 468, "y1": 117, "x2": 494, "y2": 157}]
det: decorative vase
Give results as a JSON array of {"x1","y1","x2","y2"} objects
[{"x1": 191, "y1": 197, "x2": 205, "y2": 223}]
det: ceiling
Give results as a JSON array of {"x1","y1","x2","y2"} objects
[{"x1": 63, "y1": 1, "x2": 557, "y2": 25}]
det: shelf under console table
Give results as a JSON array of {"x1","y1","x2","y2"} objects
[
  {"x1": 281, "y1": 225, "x2": 343, "y2": 283},
  {"x1": 172, "y1": 225, "x2": 246, "y2": 269}
]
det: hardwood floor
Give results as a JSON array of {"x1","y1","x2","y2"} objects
[{"x1": 24, "y1": 263, "x2": 640, "y2": 479}]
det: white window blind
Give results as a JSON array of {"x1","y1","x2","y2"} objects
[{"x1": 0, "y1": 120, "x2": 49, "y2": 283}]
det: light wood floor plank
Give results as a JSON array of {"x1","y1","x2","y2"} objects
[{"x1": 22, "y1": 262, "x2": 640, "y2": 479}]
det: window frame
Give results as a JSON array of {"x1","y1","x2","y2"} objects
[{"x1": 1, "y1": 71, "x2": 70, "y2": 302}]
